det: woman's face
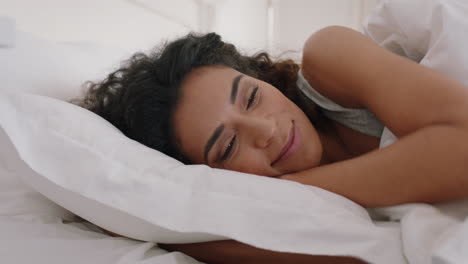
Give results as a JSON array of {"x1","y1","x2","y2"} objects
[{"x1": 173, "y1": 66, "x2": 323, "y2": 177}]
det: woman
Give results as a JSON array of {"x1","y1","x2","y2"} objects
[{"x1": 77, "y1": 26, "x2": 468, "y2": 264}]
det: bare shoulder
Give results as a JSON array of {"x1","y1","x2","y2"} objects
[
  {"x1": 302, "y1": 25, "x2": 368, "y2": 62},
  {"x1": 301, "y1": 26, "x2": 468, "y2": 137},
  {"x1": 304, "y1": 25, "x2": 356, "y2": 44},
  {"x1": 300, "y1": 26, "x2": 369, "y2": 108}
]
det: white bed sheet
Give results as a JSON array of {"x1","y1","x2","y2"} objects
[
  {"x1": 0, "y1": 217, "x2": 201, "y2": 264},
  {"x1": 0, "y1": 128, "x2": 202, "y2": 264}
]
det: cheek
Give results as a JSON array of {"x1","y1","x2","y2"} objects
[
  {"x1": 226, "y1": 151, "x2": 273, "y2": 176},
  {"x1": 297, "y1": 125, "x2": 323, "y2": 167}
]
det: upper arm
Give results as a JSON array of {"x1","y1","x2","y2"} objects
[{"x1": 301, "y1": 26, "x2": 468, "y2": 137}]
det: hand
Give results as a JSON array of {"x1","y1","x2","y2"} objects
[{"x1": 278, "y1": 173, "x2": 301, "y2": 182}]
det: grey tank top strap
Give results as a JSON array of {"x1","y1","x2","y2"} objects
[{"x1": 296, "y1": 69, "x2": 384, "y2": 138}]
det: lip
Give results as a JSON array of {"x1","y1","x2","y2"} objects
[{"x1": 271, "y1": 121, "x2": 300, "y2": 166}]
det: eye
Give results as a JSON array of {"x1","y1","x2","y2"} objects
[
  {"x1": 220, "y1": 135, "x2": 236, "y2": 161},
  {"x1": 246, "y1": 86, "x2": 259, "y2": 109}
]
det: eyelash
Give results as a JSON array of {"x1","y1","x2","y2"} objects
[
  {"x1": 220, "y1": 135, "x2": 236, "y2": 161},
  {"x1": 220, "y1": 86, "x2": 259, "y2": 163},
  {"x1": 246, "y1": 86, "x2": 259, "y2": 109}
]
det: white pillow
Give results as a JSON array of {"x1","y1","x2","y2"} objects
[
  {"x1": 0, "y1": 28, "x2": 126, "y2": 160},
  {"x1": 0, "y1": 29, "x2": 127, "y2": 221},
  {"x1": 0, "y1": 125, "x2": 76, "y2": 222},
  {"x1": 0, "y1": 28, "x2": 122, "y2": 222},
  {"x1": 0, "y1": 30, "x2": 126, "y2": 99},
  {"x1": 0, "y1": 92, "x2": 405, "y2": 264}
]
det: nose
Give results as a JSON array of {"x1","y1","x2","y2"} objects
[{"x1": 240, "y1": 114, "x2": 277, "y2": 149}]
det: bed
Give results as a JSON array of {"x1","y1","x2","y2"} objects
[{"x1": 1, "y1": 1, "x2": 468, "y2": 263}]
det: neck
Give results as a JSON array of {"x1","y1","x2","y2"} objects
[{"x1": 316, "y1": 118, "x2": 352, "y2": 165}]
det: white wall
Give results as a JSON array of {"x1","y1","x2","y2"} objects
[
  {"x1": 199, "y1": 0, "x2": 381, "y2": 59},
  {"x1": 270, "y1": 0, "x2": 380, "y2": 61},
  {"x1": 0, "y1": 0, "x2": 381, "y2": 58},
  {"x1": 210, "y1": 0, "x2": 268, "y2": 54},
  {"x1": 272, "y1": 0, "x2": 357, "y2": 60},
  {"x1": 131, "y1": 0, "x2": 199, "y2": 30},
  {"x1": 0, "y1": 0, "x2": 197, "y2": 53}
]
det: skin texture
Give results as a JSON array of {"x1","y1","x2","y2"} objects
[{"x1": 173, "y1": 66, "x2": 327, "y2": 176}]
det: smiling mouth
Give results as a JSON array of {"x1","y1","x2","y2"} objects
[{"x1": 271, "y1": 121, "x2": 295, "y2": 166}]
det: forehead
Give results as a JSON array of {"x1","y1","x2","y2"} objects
[
  {"x1": 173, "y1": 66, "x2": 243, "y2": 163},
  {"x1": 182, "y1": 66, "x2": 239, "y2": 96}
]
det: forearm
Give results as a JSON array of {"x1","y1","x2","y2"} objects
[
  {"x1": 104, "y1": 229, "x2": 365, "y2": 263},
  {"x1": 158, "y1": 239, "x2": 366, "y2": 264},
  {"x1": 282, "y1": 124, "x2": 468, "y2": 207}
]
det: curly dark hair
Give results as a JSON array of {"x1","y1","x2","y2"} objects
[{"x1": 73, "y1": 32, "x2": 318, "y2": 164}]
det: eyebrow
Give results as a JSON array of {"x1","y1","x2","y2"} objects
[
  {"x1": 204, "y1": 74, "x2": 244, "y2": 163},
  {"x1": 204, "y1": 124, "x2": 224, "y2": 163},
  {"x1": 230, "y1": 74, "x2": 244, "y2": 104}
]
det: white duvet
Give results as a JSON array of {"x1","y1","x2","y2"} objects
[
  {"x1": 365, "y1": 0, "x2": 468, "y2": 263},
  {"x1": 2, "y1": 0, "x2": 468, "y2": 263}
]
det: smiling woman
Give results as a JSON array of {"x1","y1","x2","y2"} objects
[
  {"x1": 74, "y1": 26, "x2": 468, "y2": 263},
  {"x1": 76, "y1": 32, "x2": 329, "y2": 176},
  {"x1": 173, "y1": 66, "x2": 323, "y2": 176}
]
